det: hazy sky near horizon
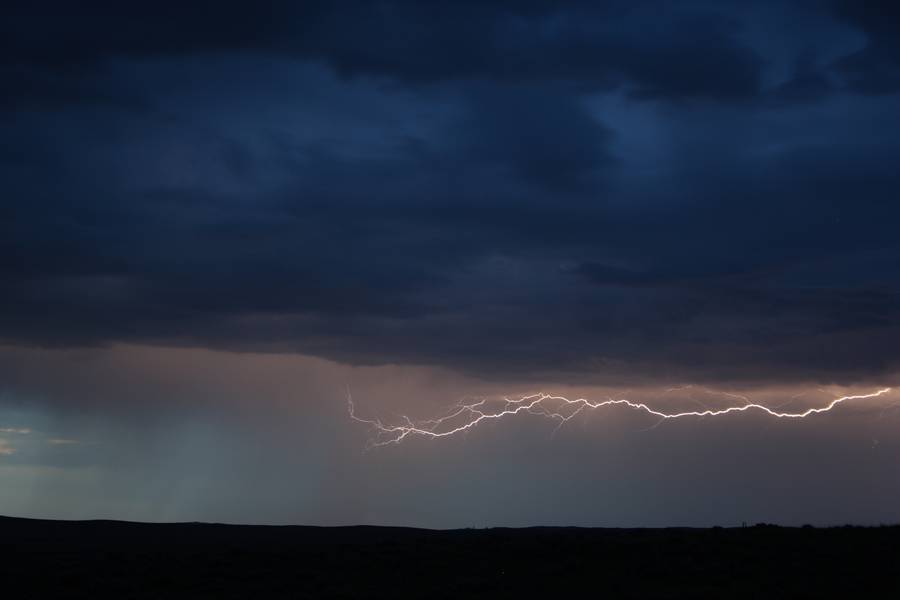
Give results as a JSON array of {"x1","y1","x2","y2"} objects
[{"x1": 2, "y1": 0, "x2": 900, "y2": 526}]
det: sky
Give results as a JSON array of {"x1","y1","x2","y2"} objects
[{"x1": 2, "y1": 0, "x2": 900, "y2": 527}]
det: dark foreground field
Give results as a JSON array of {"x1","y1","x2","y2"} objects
[{"x1": 2, "y1": 516, "x2": 899, "y2": 598}]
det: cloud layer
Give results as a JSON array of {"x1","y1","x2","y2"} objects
[{"x1": 3, "y1": 0, "x2": 900, "y2": 385}]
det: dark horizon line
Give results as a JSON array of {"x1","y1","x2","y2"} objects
[{"x1": 3, "y1": 514, "x2": 898, "y2": 531}]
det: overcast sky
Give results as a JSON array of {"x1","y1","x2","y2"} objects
[{"x1": 2, "y1": 1, "x2": 899, "y2": 527}]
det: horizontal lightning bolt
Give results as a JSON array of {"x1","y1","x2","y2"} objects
[{"x1": 349, "y1": 387, "x2": 893, "y2": 448}]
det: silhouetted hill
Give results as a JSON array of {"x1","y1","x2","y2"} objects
[{"x1": 2, "y1": 516, "x2": 898, "y2": 598}]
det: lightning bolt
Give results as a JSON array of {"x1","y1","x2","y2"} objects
[{"x1": 349, "y1": 387, "x2": 893, "y2": 448}]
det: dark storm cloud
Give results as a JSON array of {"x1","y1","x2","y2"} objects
[
  {"x1": 2, "y1": 0, "x2": 900, "y2": 384},
  {"x1": 3, "y1": 1, "x2": 766, "y2": 101},
  {"x1": 831, "y1": 0, "x2": 900, "y2": 94}
]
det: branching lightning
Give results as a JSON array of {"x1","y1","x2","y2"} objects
[{"x1": 349, "y1": 386, "x2": 893, "y2": 448}]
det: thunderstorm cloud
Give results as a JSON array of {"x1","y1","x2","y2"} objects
[{"x1": 2, "y1": 0, "x2": 900, "y2": 527}]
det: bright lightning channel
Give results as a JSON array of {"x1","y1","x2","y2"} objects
[{"x1": 349, "y1": 387, "x2": 893, "y2": 448}]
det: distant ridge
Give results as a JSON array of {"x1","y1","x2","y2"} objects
[
  {"x1": 2, "y1": 515, "x2": 899, "y2": 598},
  {"x1": 2, "y1": 513, "x2": 899, "y2": 529}
]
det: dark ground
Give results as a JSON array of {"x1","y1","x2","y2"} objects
[{"x1": 2, "y1": 516, "x2": 899, "y2": 598}]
